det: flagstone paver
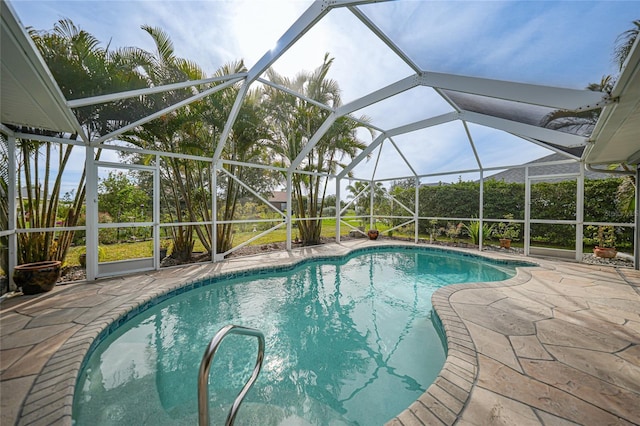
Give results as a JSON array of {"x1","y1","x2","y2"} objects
[{"x1": 1, "y1": 241, "x2": 639, "y2": 425}]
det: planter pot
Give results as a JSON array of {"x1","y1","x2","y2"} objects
[
  {"x1": 368, "y1": 229, "x2": 379, "y2": 240},
  {"x1": 499, "y1": 238, "x2": 511, "y2": 249},
  {"x1": 593, "y1": 246, "x2": 617, "y2": 258},
  {"x1": 13, "y1": 261, "x2": 62, "y2": 295}
]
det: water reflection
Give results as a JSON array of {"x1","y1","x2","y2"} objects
[{"x1": 74, "y1": 249, "x2": 513, "y2": 425}]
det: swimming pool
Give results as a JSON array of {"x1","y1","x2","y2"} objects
[{"x1": 73, "y1": 247, "x2": 525, "y2": 425}]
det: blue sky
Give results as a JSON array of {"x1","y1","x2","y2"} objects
[{"x1": 8, "y1": 0, "x2": 639, "y2": 189}]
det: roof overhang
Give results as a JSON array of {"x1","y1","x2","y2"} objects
[
  {"x1": 585, "y1": 37, "x2": 640, "y2": 165},
  {"x1": 0, "y1": 1, "x2": 85, "y2": 139}
]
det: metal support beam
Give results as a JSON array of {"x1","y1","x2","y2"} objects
[
  {"x1": 85, "y1": 147, "x2": 98, "y2": 281},
  {"x1": 7, "y1": 135, "x2": 17, "y2": 290},
  {"x1": 212, "y1": 82, "x2": 249, "y2": 164},
  {"x1": 289, "y1": 113, "x2": 338, "y2": 172},
  {"x1": 153, "y1": 155, "x2": 160, "y2": 269},
  {"x1": 337, "y1": 113, "x2": 458, "y2": 180},
  {"x1": 348, "y1": 5, "x2": 422, "y2": 74},
  {"x1": 633, "y1": 166, "x2": 640, "y2": 270},
  {"x1": 576, "y1": 163, "x2": 584, "y2": 262},
  {"x1": 68, "y1": 74, "x2": 247, "y2": 108},
  {"x1": 336, "y1": 75, "x2": 420, "y2": 116},
  {"x1": 289, "y1": 74, "x2": 423, "y2": 174},
  {"x1": 387, "y1": 112, "x2": 458, "y2": 137},
  {"x1": 389, "y1": 137, "x2": 417, "y2": 177},
  {"x1": 286, "y1": 173, "x2": 293, "y2": 251},
  {"x1": 336, "y1": 178, "x2": 341, "y2": 243},
  {"x1": 246, "y1": 2, "x2": 330, "y2": 82},
  {"x1": 96, "y1": 78, "x2": 242, "y2": 146},
  {"x1": 524, "y1": 166, "x2": 530, "y2": 257},
  {"x1": 212, "y1": 162, "x2": 220, "y2": 262},
  {"x1": 460, "y1": 111, "x2": 588, "y2": 148},
  {"x1": 337, "y1": 133, "x2": 386, "y2": 179},
  {"x1": 369, "y1": 179, "x2": 375, "y2": 230},
  {"x1": 479, "y1": 170, "x2": 484, "y2": 251},
  {"x1": 463, "y1": 121, "x2": 482, "y2": 169},
  {"x1": 420, "y1": 71, "x2": 608, "y2": 110},
  {"x1": 415, "y1": 177, "x2": 420, "y2": 243}
]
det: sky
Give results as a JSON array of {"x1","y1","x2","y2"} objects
[{"x1": 8, "y1": 0, "x2": 639, "y2": 191}]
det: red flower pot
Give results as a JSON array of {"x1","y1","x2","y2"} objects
[{"x1": 593, "y1": 247, "x2": 617, "y2": 259}]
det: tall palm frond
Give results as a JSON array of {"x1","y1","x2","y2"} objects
[{"x1": 614, "y1": 19, "x2": 640, "y2": 71}]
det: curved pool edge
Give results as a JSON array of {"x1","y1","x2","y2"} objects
[
  {"x1": 385, "y1": 265, "x2": 536, "y2": 426},
  {"x1": 9, "y1": 241, "x2": 539, "y2": 426}
]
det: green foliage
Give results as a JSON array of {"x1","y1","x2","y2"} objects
[
  {"x1": 419, "y1": 181, "x2": 480, "y2": 220},
  {"x1": 15, "y1": 19, "x2": 147, "y2": 266},
  {"x1": 586, "y1": 225, "x2": 616, "y2": 248},
  {"x1": 494, "y1": 214, "x2": 520, "y2": 240},
  {"x1": 389, "y1": 177, "x2": 631, "y2": 248},
  {"x1": 322, "y1": 206, "x2": 336, "y2": 217},
  {"x1": 98, "y1": 171, "x2": 151, "y2": 224},
  {"x1": 263, "y1": 53, "x2": 370, "y2": 246},
  {"x1": 445, "y1": 222, "x2": 464, "y2": 242},
  {"x1": 483, "y1": 179, "x2": 525, "y2": 220},
  {"x1": 464, "y1": 220, "x2": 495, "y2": 245}
]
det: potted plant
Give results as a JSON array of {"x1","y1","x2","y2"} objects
[
  {"x1": 367, "y1": 229, "x2": 379, "y2": 240},
  {"x1": 592, "y1": 225, "x2": 617, "y2": 258},
  {"x1": 13, "y1": 260, "x2": 62, "y2": 294},
  {"x1": 494, "y1": 214, "x2": 519, "y2": 249}
]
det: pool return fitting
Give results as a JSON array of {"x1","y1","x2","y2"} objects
[{"x1": 198, "y1": 324, "x2": 266, "y2": 426}]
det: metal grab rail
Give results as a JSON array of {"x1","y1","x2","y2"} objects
[{"x1": 198, "y1": 324, "x2": 265, "y2": 426}]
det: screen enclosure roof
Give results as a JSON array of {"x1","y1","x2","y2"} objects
[{"x1": 1, "y1": 0, "x2": 639, "y2": 176}]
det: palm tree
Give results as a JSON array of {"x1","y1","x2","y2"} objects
[
  {"x1": 263, "y1": 54, "x2": 370, "y2": 245},
  {"x1": 542, "y1": 20, "x2": 639, "y2": 217},
  {"x1": 541, "y1": 19, "x2": 638, "y2": 134},
  {"x1": 15, "y1": 19, "x2": 146, "y2": 266},
  {"x1": 540, "y1": 75, "x2": 613, "y2": 135},
  {"x1": 346, "y1": 180, "x2": 386, "y2": 218},
  {"x1": 614, "y1": 20, "x2": 640, "y2": 71},
  {"x1": 124, "y1": 27, "x2": 276, "y2": 257}
]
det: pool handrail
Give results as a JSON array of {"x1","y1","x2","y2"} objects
[{"x1": 198, "y1": 324, "x2": 266, "y2": 426}]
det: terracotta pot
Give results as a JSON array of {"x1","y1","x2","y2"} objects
[
  {"x1": 593, "y1": 246, "x2": 617, "y2": 258},
  {"x1": 368, "y1": 229, "x2": 379, "y2": 240},
  {"x1": 499, "y1": 238, "x2": 511, "y2": 249},
  {"x1": 13, "y1": 261, "x2": 62, "y2": 295}
]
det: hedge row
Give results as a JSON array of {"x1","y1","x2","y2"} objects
[{"x1": 388, "y1": 177, "x2": 634, "y2": 248}]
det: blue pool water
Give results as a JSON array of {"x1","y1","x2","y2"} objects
[{"x1": 73, "y1": 247, "x2": 524, "y2": 425}]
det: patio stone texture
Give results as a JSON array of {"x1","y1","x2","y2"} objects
[{"x1": 1, "y1": 241, "x2": 639, "y2": 425}]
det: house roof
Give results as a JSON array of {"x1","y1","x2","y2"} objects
[
  {"x1": 269, "y1": 191, "x2": 288, "y2": 203},
  {"x1": 485, "y1": 153, "x2": 621, "y2": 183}
]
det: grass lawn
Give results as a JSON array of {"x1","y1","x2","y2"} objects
[{"x1": 60, "y1": 218, "x2": 533, "y2": 267}]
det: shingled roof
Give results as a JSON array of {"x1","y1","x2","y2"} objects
[{"x1": 485, "y1": 153, "x2": 619, "y2": 183}]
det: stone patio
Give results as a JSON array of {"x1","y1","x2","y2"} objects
[{"x1": 1, "y1": 241, "x2": 639, "y2": 425}]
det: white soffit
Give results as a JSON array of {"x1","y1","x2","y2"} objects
[
  {"x1": 586, "y1": 39, "x2": 640, "y2": 165},
  {"x1": 0, "y1": 1, "x2": 81, "y2": 135}
]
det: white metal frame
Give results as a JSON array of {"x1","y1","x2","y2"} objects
[{"x1": 2, "y1": 0, "x2": 638, "y2": 294}]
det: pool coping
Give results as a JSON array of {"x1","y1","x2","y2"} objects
[
  {"x1": 386, "y1": 258, "x2": 535, "y2": 426},
  {"x1": 2, "y1": 240, "x2": 639, "y2": 425}
]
